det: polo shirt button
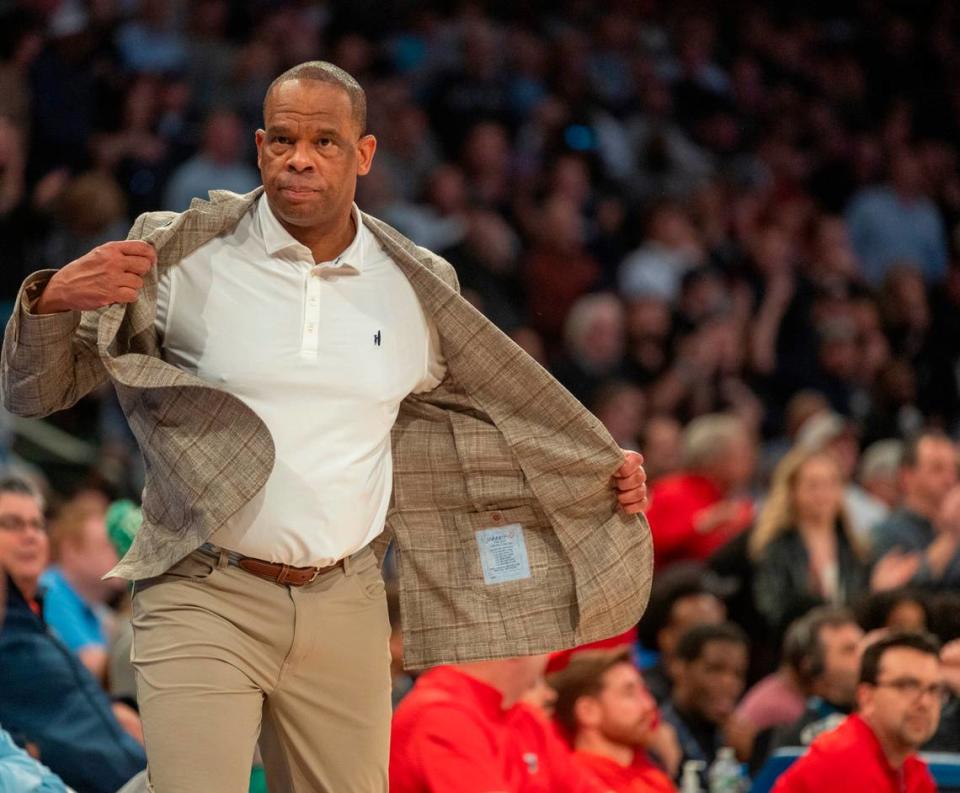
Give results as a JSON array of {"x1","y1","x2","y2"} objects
[{"x1": 490, "y1": 512, "x2": 503, "y2": 523}]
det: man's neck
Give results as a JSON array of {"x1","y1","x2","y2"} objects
[
  {"x1": 279, "y1": 209, "x2": 357, "y2": 264},
  {"x1": 575, "y1": 732, "x2": 635, "y2": 767},
  {"x1": 901, "y1": 495, "x2": 935, "y2": 523},
  {"x1": 861, "y1": 713, "x2": 912, "y2": 770},
  {"x1": 62, "y1": 566, "x2": 102, "y2": 606},
  {"x1": 12, "y1": 575, "x2": 37, "y2": 603}
]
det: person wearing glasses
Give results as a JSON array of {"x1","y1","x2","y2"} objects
[
  {"x1": 0, "y1": 478, "x2": 146, "y2": 793},
  {"x1": 772, "y1": 632, "x2": 945, "y2": 793}
]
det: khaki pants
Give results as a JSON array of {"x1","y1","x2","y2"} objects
[{"x1": 131, "y1": 545, "x2": 391, "y2": 793}]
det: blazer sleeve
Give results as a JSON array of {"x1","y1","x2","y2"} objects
[{"x1": 1, "y1": 214, "x2": 149, "y2": 418}]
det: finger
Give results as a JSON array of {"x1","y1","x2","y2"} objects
[
  {"x1": 115, "y1": 286, "x2": 139, "y2": 303},
  {"x1": 619, "y1": 449, "x2": 644, "y2": 466},
  {"x1": 116, "y1": 273, "x2": 144, "y2": 291},
  {"x1": 116, "y1": 240, "x2": 157, "y2": 259},
  {"x1": 616, "y1": 470, "x2": 647, "y2": 490},
  {"x1": 617, "y1": 487, "x2": 648, "y2": 506},
  {"x1": 620, "y1": 499, "x2": 648, "y2": 515},
  {"x1": 119, "y1": 255, "x2": 154, "y2": 276}
]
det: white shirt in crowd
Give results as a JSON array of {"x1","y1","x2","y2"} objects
[{"x1": 155, "y1": 196, "x2": 445, "y2": 566}]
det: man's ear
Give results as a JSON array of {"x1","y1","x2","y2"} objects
[
  {"x1": 357, "y1": 134, "x2": 377, "y2": 176},
  {"x1": 255, "y1": 129, "x2": 266, "y2": 169},
  {"x1": 574, "y1": 695, "x2": 602, "y2": 730}
]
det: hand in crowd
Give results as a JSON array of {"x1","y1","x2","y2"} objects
[
  {"x1": 642, "y1": 720, "x2": 682, "y2": 778},
  {"x1": 110, "y1": 701, "x2": 144, "y2": 746},
  {"x1": 935, "y1": 484, "x2": 960, "y2": 538},
  {"x1": 614, "y1": 450, "x2": 648, "y2": 514},
  {"x1": 693, "y1": 498, "x2": 753, "y2": 535},
  {"x1": 35, "y1": 241, "x2": 156, "y2": 314},
  {"x1": 942, "y1": 639, "x2": 960, "y2": 697},
  {"x1": 869, "y1": 549, "x2": 922, "y2": 592}
]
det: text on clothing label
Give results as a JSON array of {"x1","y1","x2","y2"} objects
[{"x1": 475, "y1": 523, "x2": 531, "y2": 584}]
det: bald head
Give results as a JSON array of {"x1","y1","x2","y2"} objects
[{"x1": 263, "y1": 60, "x2": 367, "y2": 134}]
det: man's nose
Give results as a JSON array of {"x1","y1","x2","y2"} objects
[{"x1": 287, "y1": 142, "x2": 315, "y2": 171}]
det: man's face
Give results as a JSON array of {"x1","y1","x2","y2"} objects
[
  {"x1": 255, "y1": 79, "x2": 376, "y2": 233},
  {"x1": 660, "y1": 593, "x2": 726, "y2": 658},
  {"x1": 592, "y1": 662, "x2": 658, "y2": 747},
  {"x1": 816, "y1": 622, "x2": 864, "y2": 707},
  {"x1": 0, "y1": 493, "x2": 48, "y2": 589},
  {"x1": 906, "y1": 438, "x2": 957, "y2": 511},
  {"x1": 859, "y1": 648, "x2": 944, "y2": 752},
  {"x1": 62, "y1": 515, "x2": 121, "y2": 594},
  {"x1": 676, "y1": 640, "x2": 747, "y2": 725}
]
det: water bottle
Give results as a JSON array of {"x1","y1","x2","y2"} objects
[
  {"x1": 681, "y1": 760, "x2": 706, "y2": 793},
  {"x1": 708, "y1": 746, "x2": 745, "y2": 793}
]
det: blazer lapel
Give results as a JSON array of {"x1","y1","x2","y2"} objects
[{"x1": 96, "y1": 188, "x2": 265, "y2": 390}]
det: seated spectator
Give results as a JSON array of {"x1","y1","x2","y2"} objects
[
  {"x1": 40, "y1": 499, "x2": 124, "y2": 681},
  {"x1": 636, "y1": 564, "x2": 727, "y2": 703},
  {"x1": 551, "y1": 292, "x2": 628, "y2": 406},
  {"x1": 659, "y1": 623, "x2": 749, "y2": 776},
  {"x1": 729, "y1": 614, "x2": 823, "y2": 760},
  {"x1": 549, "y1": 649, "x2": 676, "y2": 792},
  {"x1": 857, "y1": 588, "x2": 929, "y2": 635},
  {"x1": 871, "y1": 431, "x2": 960, "y2": 588},
  {"x1": 765, "y1": 608, "x2": 864, "y2": 760},
  {"x1": 0, "y1": 478, "x2": 146, "y2": 793},
  {"x1": 750, "y1": 447, "x2": 869, "y2": 636},
  {"x1": 638, "y1": 415, "x2": 683, "y2": 484},
  {"x1": 772, "y1": 632, "x2": 944, "y2": 793},
  {"x1": 0, "y1": 723, "x2": 67, "y2": 793},
  {"x1": 162, "y1": 109, "x2": 259, "y2": 211},
  {"x1": 857, "y1": 439, "x2": 904, "y2": 512},
  {"x1": 845, "y1": 147, "x2": 948, "y2": 285},
  {"x1": 645, "y1": 413, "x2": 756, "y2": 568},
  {"x1": 0, "y1": 569, "x2": 69, "y2": 793},
  {"x1": 390, "y1": 656, "x2": 602, "y2": 792},
  {"x1": 795, "y1": 412, "x2": 888, "y2": 541}
]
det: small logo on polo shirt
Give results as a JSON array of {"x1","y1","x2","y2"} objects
[
  {"x1": 522, "y1": 752, "x2": 539, "y2": 774},
  {"x1": 374, "y1": 330, "x2": 381, "y2": 346}
]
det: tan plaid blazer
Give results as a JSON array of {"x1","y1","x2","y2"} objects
[{"x1": 1, "y1": 188, "x2": 652, "y2": 668}]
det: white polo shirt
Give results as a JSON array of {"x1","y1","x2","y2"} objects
[{"x1": 155, "y1": 196, "x2": 445, "y2": 566}]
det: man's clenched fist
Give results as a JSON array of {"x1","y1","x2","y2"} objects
[{"x1": 34, "y1": 240, "x2": 156, "y2": 314}]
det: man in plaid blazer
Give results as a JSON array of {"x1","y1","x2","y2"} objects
[{"x1": 2, "y1": 62, "x2": 653, "y2": 792}]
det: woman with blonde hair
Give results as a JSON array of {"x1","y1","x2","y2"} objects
[{"x1": 750, "y1": 446, "x2": 869, "y2": 635}]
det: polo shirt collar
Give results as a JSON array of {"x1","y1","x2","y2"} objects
[{"x1": 257, "y1": 195, "x2": 365, "y2": 271}]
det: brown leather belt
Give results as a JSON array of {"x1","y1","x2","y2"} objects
[{"x1": 236, "y1": 556, "x2": 343, "y2": 587}]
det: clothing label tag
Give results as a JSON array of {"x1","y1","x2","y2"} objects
[{"x1": 475, "y1": 523, "x2": 531, "y2": 585}]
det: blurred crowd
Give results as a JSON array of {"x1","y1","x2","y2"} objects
[{"x1": 2, "y1": 0, "x2": 960, "y2": 791}]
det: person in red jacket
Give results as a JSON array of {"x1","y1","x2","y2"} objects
[
  {"x1": 550, "y1": 649, "x2": 676, "y2": 793},
  {"x1": 390, "y1": 656, "x2": 605, "y2": 793},
  {"x1": 773, "y1": 632, "x2": 945, "y2": 793},
  {"x1": 644, "y1": 413, "x2": 756, "y2": 568}
]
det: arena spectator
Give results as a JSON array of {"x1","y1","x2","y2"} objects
[
  {"x1": 795, "y1": 412, "x2": 888, "y2": 540},
  {"x1": 163, "y1": 109, "x2": 259, "y2": 211},
  {"x1": 551, "y1": 292, "x2": 628, "y2": 406},
  {"x1": 39, "y1": 499, "x2": 124, "y2": 681},
  {"x1": 857, "y1": 439, "x2": 904, "y2": 511},
  {"x1": 764, "y1": 608, "x2": 865, "y2": 762},
  {"x1": 550, "y1": 649, "x2": 676, "y2": 792},
  {"x1": 659, "y1": 623, "x2": 749, "y2": 776},
  {"x1": 750, "y1": 447, "x2": 870, "y2": 635},
  {"x1": 846, "y1": 147, "x2": 948, "y2": 286},
  {"x1": 871, "y1": 431, "x2": 960, "y2": 587},
  {"x1": 0, "y1": 478, "x2": 145, "y2": 793},
  {"x1": 645, "y1": 413, "x2": 756, "y2": 568},
  {"x1": 390, "y1": 656, "x2": 602, "y2": 792},
  {"x1": 636, "y1": 564, "x2": 727, "y2": 703},
  {"x1": 729, "y1": 614, "x2": 825, "y2": 758},
  {"x1": 772, "y1": 632, "x2": 944, "y2": 793},
  {"x1": 857, "y1": 588, "x2": 929, "y2": 635}
]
